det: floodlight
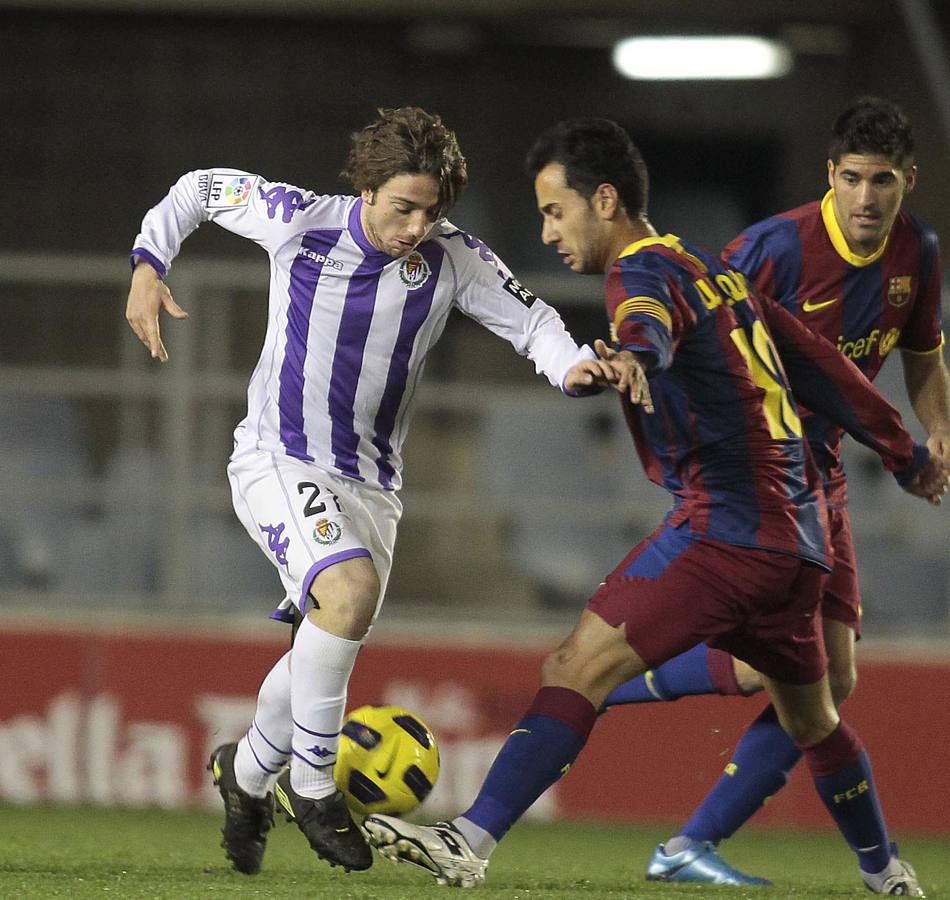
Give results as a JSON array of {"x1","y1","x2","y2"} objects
[{"x1": 612, "y1": 36, "x2": 793, "y2": 80}]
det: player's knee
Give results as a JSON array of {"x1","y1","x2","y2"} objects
[
  {"x1": 733, "y1": 659, "x2": 764, "y2": 694},
  {"x1": 784, "y1": 713, "x2": 839, "y2": 748},
  {"x1": 308, "y1": 558, "x2": 380, "y2": 639},
  {"x1": 828, "y1": 664, "x2": 857, "y2": 706}
]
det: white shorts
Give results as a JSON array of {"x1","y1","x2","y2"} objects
[{"x1": 227, "y1": 446, "x2": 402, "y2": 623}]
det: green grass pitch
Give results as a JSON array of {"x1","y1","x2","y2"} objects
[{"x1": 1, "y1": 805, "x2": 947, "y2": 898}]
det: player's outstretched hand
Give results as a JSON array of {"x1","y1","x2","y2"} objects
[
  {"x1": 903, "y1": 452, "x2": 950, "y2": 506},
  {"x1": 125, "y1": 262, "x2": 189, "y2": 362},
  {"x1": 563, "y1": 354, "x2": 618, "y2": 395},
  {"x1": 594, "y1": 339, "x2": 654, "y2": 413}
]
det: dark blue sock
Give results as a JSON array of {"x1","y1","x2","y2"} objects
[
  {"x1": 804, "y1": 724, "x2": 891, "y2": 874},
  {"x1": 602, "y1": 645, "x2": 738, "y2": 708},
  {"x1": 461, "y1": 686, "x2": 596, "y2": 843},
  {"x1": 681, "y1": 705, "x2": 801, "y2": 843}
]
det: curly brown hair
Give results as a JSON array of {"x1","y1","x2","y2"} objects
[{"x1": 341, "y1": 107, "x2": 468, "y2": 217}]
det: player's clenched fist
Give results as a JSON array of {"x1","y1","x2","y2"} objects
[
  {"x1": 125, "y1": 262, "x2": 189, "y2": 362},
  {"x1": 903, "y1": 451, "x2": 950, "y2": 506}
]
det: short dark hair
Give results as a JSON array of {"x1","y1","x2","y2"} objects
[
  {"x1": 341, "y1": 106, "x2": 468, "y2": 216},
  {"x1": 828, "y1": 97, "x2": 915, "y2": 168},
  {"x1": 525, "y1": 118, "x2": 649, "y2": 217}
]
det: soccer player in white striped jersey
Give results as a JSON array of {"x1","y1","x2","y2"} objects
[{"x1": 125, "y1": 106, "x2": 615, "y2": 875}]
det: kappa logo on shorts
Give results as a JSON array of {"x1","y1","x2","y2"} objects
[
  {"x1": 208, "y1": 174, "x2": 254, "y2": 208},
  {"x1": 398, "y1": 251, "x2": 431, "y2": 289},
  {"x1": 260, "y1": 522, "x2": 290, "y2": 567},
  {"x1": 312, "y1": 518, "x2": 342, "y2": 545}
]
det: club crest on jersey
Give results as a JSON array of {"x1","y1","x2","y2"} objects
[
  {"x1": 208, "y1": 173, "x2": 253, "y2": 208},
  {"x1": 887, "y1": 275, "x2": 913, "y2": 307},
  {"x1": 313, "y1": 518, "x2": 342, "y2": 545},
  {"x1": 398, "y1": 251, "x2": 431, "y2": 290}
]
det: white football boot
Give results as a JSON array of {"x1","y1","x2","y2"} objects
[
  {"x1": 862, "y1": 855, "x2": 925, "y2": 897},
  {"x1": 364, "y1": 815, "x2": 488, "y2": 888}
]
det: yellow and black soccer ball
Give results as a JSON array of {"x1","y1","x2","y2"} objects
[{"x1": 334, "y1": 704, "x2": 440, "y2": 815}]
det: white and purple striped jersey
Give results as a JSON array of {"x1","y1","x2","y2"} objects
[{"x1": 132, "y1": 169, "x2": 594, "y2": 491}]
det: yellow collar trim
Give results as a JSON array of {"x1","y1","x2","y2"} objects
[
  {"x1": 820, "y1": 189, "x2": 888, "y2": 267},
  {"x1": 619, "y1": 233, "x2": 682, "y2": 259}
]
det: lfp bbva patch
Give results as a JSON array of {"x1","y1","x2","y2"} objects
[
  {"x1": 398, "y1": 251, "x2": 431, "y2": 290},
  {"x1": 208, "y1": 173, "x2": 254, "y2": 208}
]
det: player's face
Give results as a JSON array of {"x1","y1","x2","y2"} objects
[
  {"x1": 361, "y1": 173, "x2": 442, "y2": 257},
  {"x1": 827, "y1": 153, "x2": 916, "y2": 256},
  {"x1": 534, "y1": 162, "x2": 611, "y2": 274}
]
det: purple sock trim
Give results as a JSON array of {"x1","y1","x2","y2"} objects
[
  {"x1": 707, "y1": 648, "x2": 744, "y2": 696},
  {"x1": 802, "y1": 721, "x2": 863, "y2": 777},
  {"x1": 253, "y1": 719, "x2": 291, "y2": 756},
  {"x1": 291, "y1": 717, "x2": 339, "y2": 738},
  {"x1": 247, "y1": 736, "x2": 282, "y2": 774},
  {"x1": 527, "y1": 686, "x2": 597, "y2": 740}
]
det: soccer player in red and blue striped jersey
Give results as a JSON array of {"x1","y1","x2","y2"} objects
[
  {"x1": 603, "y1": 98, "x2": 949, "y2": 890},
  {"x1": 363, "y1": 117, "x2": 943, "y2": 895}
]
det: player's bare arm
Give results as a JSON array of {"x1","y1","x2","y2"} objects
[
  {"x1": 901, "y1": 348, "x2": 950, "y2": 464},
  {"x1": 125, "y1": 261, "x2": 189, "y2": 363},
  {"x1": 593, "y1": 338, "x2": 654, "y2": 412}
]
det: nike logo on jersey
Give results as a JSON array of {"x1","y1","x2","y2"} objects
[{"x1": 801, "y1": 297, "x2": 838, "y2": 312}]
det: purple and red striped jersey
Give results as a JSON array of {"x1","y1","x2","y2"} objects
[
  {"x1": 723, "y1": 190, "x2": 944, "y2": 502},
  {"x1": 607, "y1": 234, "x2": 926, "y2": 568}
]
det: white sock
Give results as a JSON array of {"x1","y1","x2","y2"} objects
[
  {"x1": 453, "y1": 817, "x2": 495, "y2": 860},
  {"x1": 861, "y1": 855, "x2": 907, "y2": 892},
  {"x1": 663, "y1": 835, "x2": 695, "y2": 855},
  {"x1": 290, "y1": 617, "x2": 362, "y2": 799},
  {"x1": 234, "y1": 650, "x2": 292, "y2": 798}
]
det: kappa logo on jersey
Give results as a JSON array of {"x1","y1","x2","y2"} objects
[
  {"x1": 502, "y1": 276, "x2": 538, "y2": 307},
  {"x1": 398, "y1": 251, "x2": 431, "y2": 289},
  {"x1": 298, "y1": 247, "x2": 344, "y2": 271},
  {"x1": 313, "y1": 518, "x2": 342, "y2": 545},
  {"x1": 208, "y1": 174, "x2": 254, "y2": 208},
  {"x1": 259, "y1": 522, "x2": 290, "y2": 566},
  {"x1": 887, "y1": 275, "x2": 913, "y2": 307},
  {"x1": 259, "y1": 185, "x2": 317, "y2": 224}
]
